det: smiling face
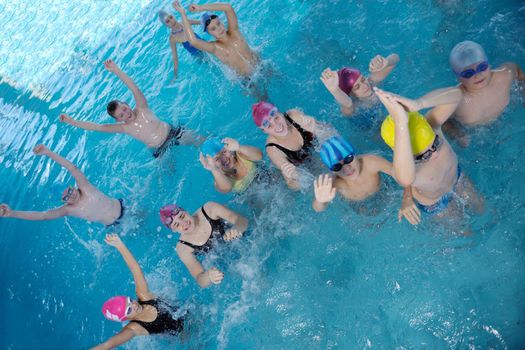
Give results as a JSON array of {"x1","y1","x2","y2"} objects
[
  {"x1": 458, "y1": 61, "x2": 491, "y2": 91},
  {"x1": 260, "y1": 111, "x2": 289, "y2": 137},
  {"x1": 338, "y1": 157, "x2": 360, "y2": 179},
  {"x1": 112, "y1": 102, "x2": 135, "y2": 122},
  {"x1": 351, "y1": 75, "x2": 373, "y2": 98},
  {"x1": 214, "y1": 149, "x2": 236, "y2": 170},
  {"x1": 169, "y1": 210, "x2": 195, "y2": 234},
  {"x1": 207, "y1": 18, "x2": 226, "y2": 39}
]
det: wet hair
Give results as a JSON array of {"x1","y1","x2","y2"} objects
[{"x1": 107, "y1": 100, "x2": 121, "y2": 118}]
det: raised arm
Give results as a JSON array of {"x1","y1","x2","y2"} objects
[
  {"x1": 176, "y1": 244, "x2": 224, "y2": 288},
  {"x1": 376, "y1": 89, "x2": 415, "y2": 187},
  {"x1": 368, "y1": 53, "x2": 400, "y2": 83},
  {"x1": 34, "y1": 144, "x2": 90, "y2": 187},
  {"x1": 320, "y1": 68, "x2": 354, "y2": 116},
  {"x1": 388, "y1": 87, "x2": 462, "y2": 127},
  {"x1": 104, "y1": 234, "x2": 154, "y2": 301},
  {"x1": 190, "y1": 2, "x2": 239, "y2": 32},
  {"x1": 173, "y1": 1, "x2": 217, "y2": 53},
  {"x1": 104, "y1": 60, "x2": 148, "y2": 108},
  {"x1": 205, "y1": 201, "x2": 248, "y2": 234},
  {"x1": 199, "y1": 153, "x2": 233, "y2": 193},
  {"x1": 90, "y1": 327, "x2": 136, "y2": 350},
  {"x1": 59, "y1": 113, "x2": 123, "y2": 134},
  {"x1": 0, "y1": 203, "x2": 68, "y2": 221},
  {"x1": 168, "y1": 36, "x2": 179, "y2": 79},
  {"x1": 222, "y1": 137, "x2": 263, "y2": 162},
  {"x1": 312, "y1": 174, "x2": 336, "y2": 212},
  {"x1": 266, "y1": 147, "x2": 300, "y2": 190}
]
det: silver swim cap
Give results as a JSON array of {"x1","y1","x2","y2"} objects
[
  {"x1": 449, "y1": 41, "x2": 488, "y2": 73},
  {"x1": 158, "y1": 10, "x2": 169, "y2": 26}
]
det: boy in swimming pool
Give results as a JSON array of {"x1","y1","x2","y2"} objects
[
  {"x1": 172, "y1": 1, "x2": 259, "y2": 78},
  {"x1": 312, "y1": 136, "x2": 393, "y2": 212},
  {"x1": 60, "y1": 59, "x2": 201, "y2": 158},
  {"x1": 376, "y1": 88, "x2": 483, "y2": 226},
  {"x1": 389, "y1": 41, "x2": 525, "y2": 144},
  {"x1": 320, "y1": 53, "x2": 400, "y2": 116},
  {"x1": 0, "y1": 145, "x2": 124, "y2": 226}
]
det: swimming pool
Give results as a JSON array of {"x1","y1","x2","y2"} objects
[{"x1": 1, "y1": 0, "x2": 525, "y2": 348}]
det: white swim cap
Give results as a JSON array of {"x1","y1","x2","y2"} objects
[{"x1": 449, "y1": 41, "x2": 488, "y2": 74}]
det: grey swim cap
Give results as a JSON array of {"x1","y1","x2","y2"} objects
[
  {"x1": 449, "y1": 41, "x2": 488, "y2": 73},
  {"x1": 158, "y1": 10, "x2": 169, "y2": 26}
]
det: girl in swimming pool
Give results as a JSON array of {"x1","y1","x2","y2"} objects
[
  {"x1": 252, "y1": 101, "x2": 326, "y2": 190},
  {"x1": 199, "y1": 137, "x2": 263, "y2": 193},
  {"x1": 157, "y1": 6, "x2": 203, "y2": 79},
  {"x1": 320, "y1": 53, "x2": 399, "y2": 117},
  {"x1": 91, "y1": 234, "x2": 186, "y2": 349},
  {"x1": 159, "y1": 202, "x2": 248, "y2": 288}
]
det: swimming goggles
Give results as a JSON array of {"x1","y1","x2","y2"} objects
[
  {"x1": 330, "y1": 154, "x2": 355, "y2": 172},
  {"x1": 261, "y1": 108, "x2": 278, "y2": 128},
  {"x1": 125, "y1": 297, "x2": 133, "y2": 316},
  {"x1": 458, "y1": 61, "x2": 489, "y2": 79},
  {"x1": 415, "y1": 135, "x2": 441, "y2": 163},
  {"x1": 61, "y1": 187, "x2": 75, "y2": 202}
]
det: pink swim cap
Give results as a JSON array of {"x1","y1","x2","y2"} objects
[
  {"x1": 160, "y1": 204, "x2": 183, "y2": 228},
  {"x1": 102, "y1": 296, "x2": 129, "y2": 322},
  {"x1": 252, "y1": 102, "x2": 276, "y2": 127},
  {"x1": 337, "y1": 67, "x2": 361, "y2": 95}
]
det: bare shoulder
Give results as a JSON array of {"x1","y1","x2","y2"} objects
[
  {"x1": 286, "y1": 109, "x2": 304, "y2": 121},
  {"x1": 202, "y1": 201, "x2": 222, "y2": 218},
  {"x1": 495, "y1": 63, "x2": 518, "y2": 79},
  {"x1": 362, "y1": 154, "x2": 391, "y2": 172},
  {"x1": 175, "y1": 241, "x2": 193, "y2": 255},
  {"x1": 126, "y1": 321, "x2": 148, "y2": 336}
]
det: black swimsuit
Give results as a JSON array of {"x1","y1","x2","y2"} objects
[
  {"x1": 132, "y1": 299, "x2": 184, "y2": 335},
  {"x1": 178, "y1": 207, "x2": 227, "y2": 254},
  {"x1": 265, "y1": 113, "x2": 315, "y2": 165}
]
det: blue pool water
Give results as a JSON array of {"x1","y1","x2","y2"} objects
[{"x1": 1, "y1": 0, "x2": 525, "y2": 348}]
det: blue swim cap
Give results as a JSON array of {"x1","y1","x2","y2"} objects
[
  {"x1": 201, "y1": 138, "x2": 224, "y2": 158},
  {"x1": 320, "y1": 136, "x2": 356, "y2": 169},
  {"x1": 158, "y1": 10, "x2": 169, "y2": 25},
  {"x1": 201, "y1": 12, "x2": 217, "y2": 32}
]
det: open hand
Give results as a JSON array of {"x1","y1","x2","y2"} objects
[
  {"x1": 104, "y1": 233, "x2": 124, "y2": 248},
  {"x1": 314, "y1": 174, "x2": 336, "y2": 203},
  {"x1": 33, "y1": 144, "x2": 49, "y2": 156},
  {"x1": 199, "y1": 153, "x2": 217, "y2": 171},
  {"x1": 0, "y1": 204, "x2": 11, "y2": 217},
  {"x1": 224, "y1": 228, "x2": 243, "y2": 241},
  {"x1": 369, "y1": 55, "x2": 388, "y2": 73},
  {"x1": 281, "y1": 163, "x2": 298, "y2": 180},
  {"x1": 398, "y1": 194, "x2": 421, "y2": 225},
  {"x1": 207, "y1": 267, "x2": 224, "y2": 284},
  {"x1": 375, "y1": 88, "x2": 409, "y2": 124},
  {"x1": 391, "y1": 94, "x2": 421, "y2": 112},
  {"x1": 320, "y1": 68, "x2": 340, "y2": 92},
  {"x1": 103, "y1": 59, "x2": 119, "y2": 73},
  {"x1": 222, "y1": 137, "x2": 239, "y2": 152},
  {"x1": 172, "y1": 1, "x2": 185, "y2": 13}
]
